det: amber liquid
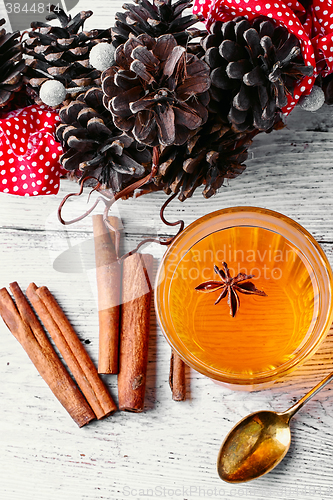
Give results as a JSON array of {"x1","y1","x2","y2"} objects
[{"x1": 169, "y1": 226, "x2": 318, "y2": 376}]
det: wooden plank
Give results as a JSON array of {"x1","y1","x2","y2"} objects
[{"x1": 1, "y1": 4, "x2": 333, "y2": 497}]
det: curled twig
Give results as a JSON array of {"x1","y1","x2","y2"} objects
[
  {"x1": 118, "y1": 192, "x2": 184, "y2": 262},
  {"x1": 57, "y1": 173, "x2": 152, "y2": 226},
  {"x1": 20, "y1": 25, "x2": 39, "y2": 43},
  {"x1": 57, "y1": 176, "x2": 103, "y2": 225},
  {"x1": 57, "y1": 169, "x2": 185, "y2": 257},
  {"x1": 159, "y1": 192, "x2": 185, "y2": 244}
]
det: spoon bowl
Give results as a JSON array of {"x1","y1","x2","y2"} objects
[
  {"x1": 217, "y1": 411, "x2": 291, "y2": 483},
  {"x1": 217, "y1": 368, "x2": 333, "y2": 482}
]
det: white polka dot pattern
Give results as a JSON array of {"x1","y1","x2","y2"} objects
[
  {"x1": 192, "y1": 0, "x2": 333, "y2": 114},
  {"x1": 0, "y1": 105, "x2": 63, "y2": 197},
  {"x1": 308, "y1": 1, "x2": 333, "y2": 77}
]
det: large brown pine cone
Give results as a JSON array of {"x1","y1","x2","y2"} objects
[
  {"x1": 56, "y1": 87, "x2": 151, "y2": 193},
  {"x1": 101, "y1": 33, "x2": 211, "y2": 147},
  {"x1": 151, "y1": 116, "x2": 253, "y2": 200},
  {"x1": 0, "y1": 19, "x2": 25, "y2": 108},
  {"x1": 23, "y1": 6, "x2": 112, "y2": 105},
  {"x1": 112, "y1": 0, "x2": 200, "y2": 48},
  {"x1": 202, "y1": 17, "x2": 313, "y2": 132}
]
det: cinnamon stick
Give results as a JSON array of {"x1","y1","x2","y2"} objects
[
  {"x1": 26, "y1": 283, "x2": 117, "y2": 419},
  {"x1": 169, "y1": 350, "x2": 186, "y2": 401},
  {"x1": 0, "y1": 286, "x2": 95, "y2": 427},
  {"x1": 92, "y1": 214, "x2": 121, "y2": 374},
  {"x1": 118, "y1": 253, "x2": 153, "y2": 412},
  {"x1": 106, "y1": 215, "x2": 122, "y2": 250}
]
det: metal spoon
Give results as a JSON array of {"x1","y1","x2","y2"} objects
[{"x1": 217, "y1": 370, "x2": 333, "y2": 483}]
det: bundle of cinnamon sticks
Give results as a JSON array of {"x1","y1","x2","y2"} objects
[
  {"x1": 92, "y1": 214, "x2": 187, "y2": 409},
  {"x1": 93, "y1": 214, "x2": 154, "y2": 411},
  {"x1": 0, "y1": 215, "x2": 186, "y2": 427},
  {"x1": 0, "y1": 282, "x2": 117, "y2": 427}
]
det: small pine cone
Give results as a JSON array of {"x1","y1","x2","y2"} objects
[
  {"x1": 101, "y1": 33, "x2": 210, "y2": 147},
  {"x1": 154, "y1": 116, "x2": 253, "y2": 200},
  {"x1": 56, "y1": 87, "x2": 151, "y2": 193},
  {"x1": 0, "y1": 19, "x2": 25, "y2": 108},
  {"x1": 23, "y1": 6, "x2": 112, "y2": 105},
  {"x1": 202, "y1": 17, "x2": 313, "y2": 132},
  {"x1": 112, "y1": 0, "x2": 200, "y2": 48}
]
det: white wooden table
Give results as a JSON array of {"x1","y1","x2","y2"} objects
[{"x1": 2, "y1": 2, "x2": 333, "y2": 500}]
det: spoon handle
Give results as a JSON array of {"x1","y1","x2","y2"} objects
[{"x1": 284, "y1": 370, "x2": 333, "y2": 421}]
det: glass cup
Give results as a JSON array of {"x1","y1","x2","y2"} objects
[{"x1": 155, "y1": 207, "x2": 333, "y2": 390}]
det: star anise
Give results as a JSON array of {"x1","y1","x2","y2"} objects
[{"x1": 195, "y1": 262, "x2": 267, "y2": 317}]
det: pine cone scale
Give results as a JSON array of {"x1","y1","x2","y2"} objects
[
  {"x1": 174, "y1": 103, "x2": 203, "y2": 130},
  {"x1": 233, "y1": 83, "x2": 252, "y2": 110},
  {"x1": 114, "y1": 70, "x2": 140, "y2": 90},
  {"x1": 101, "y1": 67, "x2": 119, "y2": 96},
  {"x1": 129, "y1": 94, "x2": 157, "y2": 113},
  {"x1": 155, "y1": 103, "x2": 175, "y2": 144},
  {"x1": 0, "y1": 90, "x2": 11, "y2": 105},
  {"x1": 154, "y1": 34, "x2": 177, "y2": 60},
  {"x1": 132, "y1": 110, "x2": 156, "y2": 143},
  {"x1": 163, "y1": 45, "x2": 186, "y2": 80},
  {"x1": 112, "y1": 86, "x2": 144, "y2": 115},
  {"x1": 132, "y1": 45, "x2": 160, "y2": 70},
  {"x1": 130, "y1": 59, "x2": 156, "y2": 83}
]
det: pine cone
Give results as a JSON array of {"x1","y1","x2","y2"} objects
[
  {"x1": 151, "y1": 116, "x2": 253, "y2": 200},
  {"x1": 23, "y1": 6, "x2": 112, "y2": 105},
  {"x1": 202, "y1": 17, "x2": 313, "y2": 132},
  {"x1": 0, "y1": 19, "x2": 25, "y2": 108},
  {"x1": 322, "y1": 73, "x2": 333, "y2": 105},
  {"x1": 112, "y1": 0, "x2": 200, "y2": 48},
  {"x1": 101, "y1": 33, "x2": 210, "y2": 147},
  {"x1": 56, "y1": 87, "x2": 151, "y2": 193}
]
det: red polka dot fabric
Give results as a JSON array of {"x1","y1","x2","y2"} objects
[
  {"x1": 0, "y1": 105, "x2": 63, "y2": 196},
  {"x1": 304, "y1": 0, "x2": 333, "y2": 76},
  {"x1": 193, "y1": 0, "x2": 333, "y2": 114}
]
